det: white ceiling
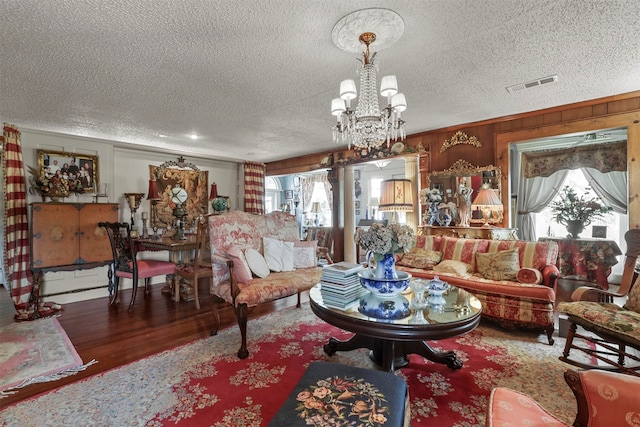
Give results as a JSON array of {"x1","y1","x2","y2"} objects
[{"x1": 2, "y1": 1, "x2": 640, "y2": 163}]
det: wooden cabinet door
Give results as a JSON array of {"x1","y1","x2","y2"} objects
[
  {"x1": 31, "y1": 203, "x2": 80, "y2": 269},
  {"x1": 78, "y1": 203, "x2": 119, "y2": 263}
]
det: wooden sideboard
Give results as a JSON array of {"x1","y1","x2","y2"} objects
[
  {"x1": 30, "y1": 202, "x2": 119, "y2": 271},
  {"x1": 418, "y1": 225, "x2": 518, "y2": 240}
]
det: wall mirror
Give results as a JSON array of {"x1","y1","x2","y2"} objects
[{"x1": 425, "y1": 159, "x2": 502, "y2": 225}]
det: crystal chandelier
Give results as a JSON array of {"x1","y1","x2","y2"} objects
[{"x1": 331, "y1": 29, "x2": 407, "y2": 151}]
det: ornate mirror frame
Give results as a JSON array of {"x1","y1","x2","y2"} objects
[{"x1": 425, "y1": 159, "x2": 503, "y2": 225}]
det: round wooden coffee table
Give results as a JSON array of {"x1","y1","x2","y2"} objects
[{"x1": 309, "y1": 283, "x2": 482, "y2": 372}]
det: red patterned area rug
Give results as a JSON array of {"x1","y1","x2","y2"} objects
[
  {"x1": 0, "y1": 317, "x2": 96, "y2": 399},
  {"x1": 0, "y1": 304, "x2": 580, "y2": 426}
]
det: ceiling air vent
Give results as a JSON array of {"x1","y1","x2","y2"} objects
[{"x1": 506, "y1": 75, "x2": 558, "y2": 93}]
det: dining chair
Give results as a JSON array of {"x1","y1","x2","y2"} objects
[
  {"x1": 173, "y1": 214, "x2": 213, "y2": 309},
  {"x1": 99, "y1": 221, "x2": 176, "y2": 311}
]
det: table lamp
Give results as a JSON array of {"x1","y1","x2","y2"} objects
[
  {"x1": 209, "y1": 182, "x2": 228, "y2": 213},
  {"x1": 471, "y1": 183, "x2": 503, "y2": 227},
  {"x1": 147, "y1": 179, "x2": 161, "y2": 239},
  {"x1": 124, "y1": 192, "x2": 145, "y2": 238},
  {"x1": 309, "y1": 202, "x2": 321, "y2": 226},
  {"x1": 378, "y1": 179, "x2": 413, "y2": 223}
]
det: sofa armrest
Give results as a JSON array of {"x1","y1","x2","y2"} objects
[
  {"x1": 225, "y1": 259, "x2": 241, "y2": 302},
  {"x1": 541, "y1": 265, "x2": 559, "y2": 288}
]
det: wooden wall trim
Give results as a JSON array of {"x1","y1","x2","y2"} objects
[{"x1": 267, "y1": 90, "x2": 640, "y2": 177}]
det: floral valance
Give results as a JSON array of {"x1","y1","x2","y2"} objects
[{"x1": 521, "y1": 141, "x2": 627, "y2": 178}]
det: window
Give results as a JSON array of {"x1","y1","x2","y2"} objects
[
  {"x1": 265, "y1": 176, "x2": 280, "y2": 214},
  {"x1": 533, "y1": 169, "x2": 627, "y2": 276}
]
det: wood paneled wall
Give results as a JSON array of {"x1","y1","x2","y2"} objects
[{"x1": 267, "y1": 90, "x2": 640, "y2": 228}]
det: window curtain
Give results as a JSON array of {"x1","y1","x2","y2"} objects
[
  {"x1": 582, "y1": 168, "x2": 627, "y2": 214},
  {"x1": 516, "y1": 169, "x2": 568, "y2": 241},
  {"x1": 300, "y1": 175, "x2": 314, "y2": 213},
  {"x1": 3, "y1": 124, "x2": 61, "y2": 320},
  {"x1": 319, "y1": 172, "x2": 333, "y2": 209},
  {"x1": 243, "y1": 161, "x2": 265, "y2": 214}
]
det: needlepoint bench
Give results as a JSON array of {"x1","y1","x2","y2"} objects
[{"x1": 268, "y1": 362, "x2": 410, "y2": 427}]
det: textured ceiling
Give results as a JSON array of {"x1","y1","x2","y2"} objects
[{"x1": 2, "y1": 1, "x2": 640, "y2": 163}]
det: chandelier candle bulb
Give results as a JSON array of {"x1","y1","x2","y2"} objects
[
  {"x1": 141, "y1": 212, "x2": 148, "y2": 220},
  {"x1": 129, "y1": 195, "x2": 136, "y2": 209}
]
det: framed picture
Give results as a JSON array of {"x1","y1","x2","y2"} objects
[
  {"x1": 592, "y1": 225, "x2": 607, "y2": 238},
  {"x1": 150, "y1": 165, "x2": 208, "y2": 229},
  {"x1": 355, "y1": 209, "x2": 361, "y2": 216},
  {"x1": 354, "y1": 169, "x2": 361, "y2": 180},
  {"x1": 293, "y1": 176, "x2": 300, "y2": 187},
  {"x1": 285, "y1": 190, "x2": 293, "y2": 199},
  {"x1": 434, "y1": 182, "x2": 444, "y2": 192},
  {"x1": 355, "y1": 200, "x2": 360, "y2": 209},
  {"x1": 37, "y1": 149, "x2": 99, "y2": 194}
]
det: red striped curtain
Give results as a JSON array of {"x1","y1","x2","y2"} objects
[
  {"x1": 244, "y1": 161, "x2": 265, "y2": 214},
  {"x1": 3, "y1": 124, "x2": 60, "y2": 320}
]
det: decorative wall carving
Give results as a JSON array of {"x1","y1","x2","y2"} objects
[{"x1": 440, "y1": 131, "x2": 482, "y2": 152}]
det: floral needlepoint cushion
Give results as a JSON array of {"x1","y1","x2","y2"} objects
[
  {"x1": 268, "y1": 361, "x2": 408, "y2": 427},
  {"x1": 623, "y1": 277, "x2": 640, "y2": 313}
]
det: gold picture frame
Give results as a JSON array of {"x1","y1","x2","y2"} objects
[{"x1": 36, "y1": 149, "x2": 99, "y2": 195}]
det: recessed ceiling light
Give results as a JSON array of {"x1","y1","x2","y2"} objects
[
  {"x1": 189, "y1": 134, "x2": 199, "y2": 140},
  {"x1": 158, "y1": 134, "x2": 167, "y2": 138}
]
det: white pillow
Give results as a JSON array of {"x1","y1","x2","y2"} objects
[
  {"x1": 263, "y1": 237, "x2": 295, "y2": 272},
  {"x1": 293, "y1": 241, "x2": 317, "y2": 269},
  {"x1": 244, "y1": 248, "x2": 270, "y2": 278},
  {"x1": 263, "y1": 237, "x2": 284, "y2": 272},
  {"x1": 281, "y1": 241, "x2": 294, "y2": 271}
]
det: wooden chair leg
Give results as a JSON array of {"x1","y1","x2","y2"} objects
[
  {"x1": 128, "y1": 276, "x2": 139, "y2": 311},
  {"x1": 236, "y1": 303, "x2": 249, "y2": 359},
  {"x1": 193, "y1": 276, "x2": 200, "y2": 310},
  {"x1": 144, "y1": 278, "x2": 151, "y2": 296},
  {"x1": 109, "y1": 276, "x2": 120, "y2": 305},
  {"x1": 211, "y1": 297, "x2": 221, "y2": 336}
]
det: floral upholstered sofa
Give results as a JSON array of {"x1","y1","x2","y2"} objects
[
  {"x1": 209, "y1": 210, "x2": 323, "y2": 358},
  {"x1": 396, "y1": 234, "x2": 560, "y2": 344}
]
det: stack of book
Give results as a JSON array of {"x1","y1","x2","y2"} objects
[{"x1": 320, "y1": 261, "x2": 367, "y2": 309}]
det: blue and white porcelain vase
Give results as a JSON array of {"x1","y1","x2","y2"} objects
[
  {"x1": 428, "y1": 202, "x2": 440, "y2": 226},
  {"x1": 369, "y1": 252, "x2": 398, "y2": 279}
]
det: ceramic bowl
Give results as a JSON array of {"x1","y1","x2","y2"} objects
[
  {"x1": 358, "y1": 270, "x2": 412, "y2": 297},
  {"x1": 428, "y1": 275, "x2": 450, "y2": 296},
  {"x1": 358, "y1": 293, "x2": 411, "y2": 320}
]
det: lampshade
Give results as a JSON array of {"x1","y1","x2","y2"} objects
[
  {"x1": 369, "y1": 197, "x2": 380, "y2": 207},
  {"x1": 472, "y1": 184, "x2": 503, "y2": 227},
  {"x1": 147, "y1": 179, "x2": 160, "y2": 200},
  {"x1": 209, "y1": 183, "x2": 218, "y2": 200},
  {"x1": 380, "y1": 75, "x2": 398, "y2": 98},
  {"x1": 310, "y1": 202, "x2": 321, "y2": 214},
  {"x1": 378, "y1": 179, "x2": 413, "y2": 212},
  {"x1": 472, "y1": 184, "x2": 502, "y2": 206}
]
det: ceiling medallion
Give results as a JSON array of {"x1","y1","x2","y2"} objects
[
  {"x1": 440, "y1": 131, "x2": 482, "y2": 153},
  {"x1": 330, "y1": 8, "x2": 407, "y2": 152}
]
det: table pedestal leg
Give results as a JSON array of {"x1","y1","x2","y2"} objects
[{"x1": 323, "y1": 334, "x2": 463, "y2": 372}]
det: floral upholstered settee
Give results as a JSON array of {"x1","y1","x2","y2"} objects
[
  {"x1": 396, "y1": 234, "x2": 560, "y2": 344},
  {"x1": 209, "y1": 210, "x2": 323, "y2": 358}
]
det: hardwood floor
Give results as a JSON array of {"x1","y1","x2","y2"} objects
[{"x1": 0, "y1": 282, "x2": 306, "y2": 409}]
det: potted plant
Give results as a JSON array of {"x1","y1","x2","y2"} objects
[{"x1": 550, "y1": 186, "x2": 612, "y2": 238}]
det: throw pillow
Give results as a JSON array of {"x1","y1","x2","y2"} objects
[
  {"x1": 517, "y1": 267, "x2": 543, "y2": 285},
  {"x1": 244, "y1": 247, "x2": 270, "y2": 278},
  {"x1": 263, "y1": 237, "x2": 284, "y2": 272},
  {"x1": 441, "y1": 237, "x2": 490, "y2": 267},
  {"x1": 432, "y1": 260, "x2": 473, "y2": 277},
  {"x1": 226, "y1": 245, "x2": 253, "y2": 283},
  {"x1": 397, "y1": 249, "x2": 442, "y2": 269},
  {"x1": 476, "y1": 249, "x2": 520, "y2": 281},
  {"x1": 293, "y1": 240, "x2": 317, "y2": 269},
  {"x1": 623, "y1": 276, "x2": 640, "y2": 313}
]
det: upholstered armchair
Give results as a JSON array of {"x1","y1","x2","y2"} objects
[
  {"x1": 558, "y1": 228, "x2": 640, "y2": 376},
  {"x1": 305, "y1": 226, "x2": 333, "y2": 264},
  {"x1": 486, "y1": 369, "x2": 640, "y2": 427}
]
